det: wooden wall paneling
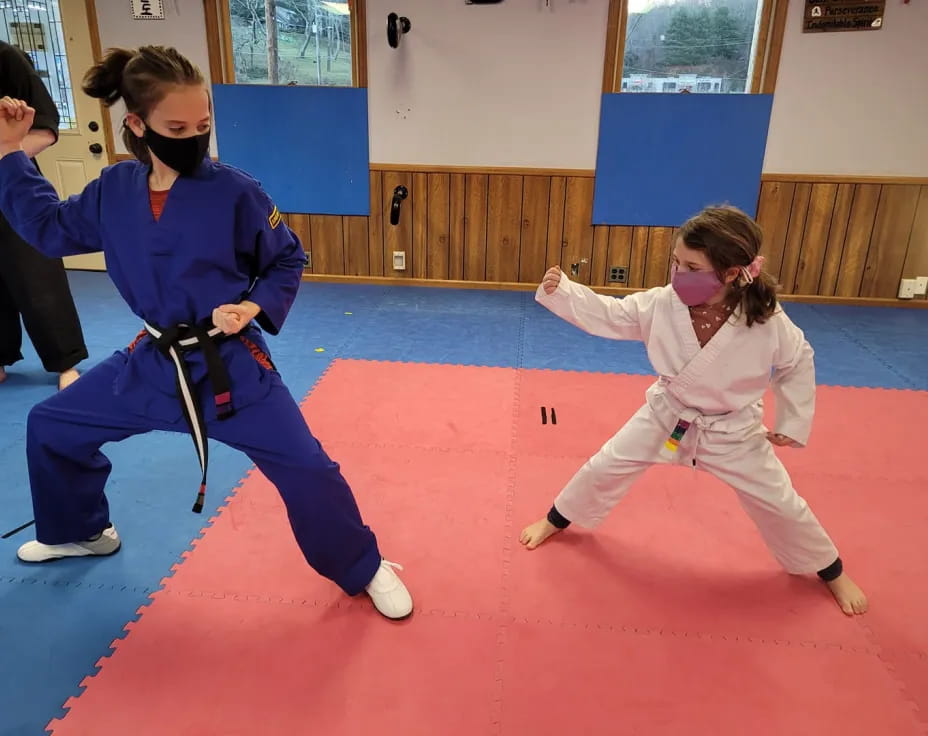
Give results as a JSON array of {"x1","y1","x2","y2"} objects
[
  {"x1": 282, "y1": 167, "x2": 923, "y2": 306},
  {"x1": 643, "y1": 227, "x2": 675, "y2": 288},
  {"x1": 309, "y1": 216, "x2": 345, "y2": 275},
  {"x1": 545, "y1": 177, "x2": 568, "y2": 274},
  {"x1": 520, "y1": 176, "x2": 552, "y2": 284},
  {"x1": 486, "y1": 175, "x2": 524, "y2": 283},
  {"x1": 367, "y1": 171, "x2": 384, "y2": 277},
  {"x1": 427, "y1": 174, "x2": 451, "y2": 280},
  {"x1": 902, "y1": 187, "x2": 928, "y2": 289},
  {"x1": 382, "y1": 171, "x2": 413, "y2": 276},
  {"x1": 606, "y1": 227, "x2": 633, "y2": 286},
  {"x1": 755, "y1": 181, "x2": 795, "y2": 282},
  {"x1": 779, "y1": 183, "x2": 812, "y2": 290},
  {"x1": 464, "y1": 174, "x2": 489, "y2": 281},
  {"x1": 412, "y1": 172, "x2": 429, "y2": 279},
  {"x1": 449, "y1": 174, "x2": 466, "y2": 280},
  {"x1": 794, "y1": 183, "x2": 837, "y2": 294},
  {"x1": 818, "y1": 183, "x2": 855, "y2": 296},
  {"x1": 835, "y1": 184, "x2": 881, "y2": 297},
  {"x1": 590, "y1": 226, "x2": 610, "y2": 286},
  {"x1": 860, "y1": 185, "x2": 921, "y2": 298},
  {"x1": 344, "y1": 216, "x2": 370, "y2": 276},
  {"x1": 287, "y1": 214, "x2": 312, "y2": 273},
  {"x1": 627, "y1": 227, "x2": 650, "y2": 288},
  {"x1": 560, "y1": 177, "x2": 596, "y2": 284}
]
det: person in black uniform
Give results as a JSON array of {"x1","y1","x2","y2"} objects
[{"x1": 0, "y1": 40, "x2": 87, "y2": 390}]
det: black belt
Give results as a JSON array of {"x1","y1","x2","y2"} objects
[{"x1": 144, "y1": 321, "x2": 235, "y2": 513}]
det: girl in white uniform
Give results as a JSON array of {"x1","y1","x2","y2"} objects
[{"x1": 520, "y1": 206, "x2": 868, "y2": 616}]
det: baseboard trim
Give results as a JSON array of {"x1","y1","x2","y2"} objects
[{"x1": 761, "y1": 173, "x2": 928, "y2": 186}]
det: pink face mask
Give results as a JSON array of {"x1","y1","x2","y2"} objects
[{"x1": 670, "y1": 263, "x2": 724, "y2": 306}]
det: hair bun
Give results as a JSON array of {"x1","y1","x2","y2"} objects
[{"x1": 81, "y1": 47, "x2": 134, "y2": 107}]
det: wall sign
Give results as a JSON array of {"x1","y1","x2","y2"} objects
[
  {"x1": 803, "y1": 0, "x2": 885, "y2": 33},
  {"x1": 132, "y1": 0, "x2": 165, "y2": 20}
]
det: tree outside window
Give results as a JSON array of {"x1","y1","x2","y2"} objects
[
  {"x1": 229, "y1": 0, "x2": 353, "y2": 86},
  {"x1": 622, "y1": 0, "x2": 761, "y2": 94}
]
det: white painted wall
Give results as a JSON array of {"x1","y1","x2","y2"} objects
[
  {"x1": 763, "y1": 0, "x2": 928, "y2": 176},
  {"x1": 365, "y1": 0, "x2": 610, "y2": 169}
]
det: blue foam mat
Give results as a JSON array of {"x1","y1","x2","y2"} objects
[{"x1": 0, "y1": 579, "x2": 146, "y2": 736}]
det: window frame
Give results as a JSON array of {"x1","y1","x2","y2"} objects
[
  {"x1": 204, "y1": 0, "x2": 368, "y2": 88},
  {"x1": 602, "y1": 0, "x2": 789, "y2": 96}
]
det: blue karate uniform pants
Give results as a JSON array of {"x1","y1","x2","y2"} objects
[{"x1": 24, "y1": 351, "x2": 382, "y2": 596}]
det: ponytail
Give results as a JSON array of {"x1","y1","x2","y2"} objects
[
  {"x1": 734, "y1": 270, "x2": 779, "y2": 327},
  {"x1": 81, "y1": 47, "x2": 133, "y2": 106},
  {"x1": 81, "y1": 46, "x2": 205, "y2": 165}
]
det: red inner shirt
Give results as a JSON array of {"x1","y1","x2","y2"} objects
[{"x1": 149, "y1": 189, "x2": 169, "y2": 221}]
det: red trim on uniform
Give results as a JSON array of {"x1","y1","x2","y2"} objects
[
  {"x1": 127, "y1": 329, "x2": 147, "y2": 353},
  {"x1": 239, "y1": 336, "x2": 274, "y2": 370}
]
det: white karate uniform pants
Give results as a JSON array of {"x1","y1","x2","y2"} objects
[{"x1": 553, "y1": 403, "x2": 839, "y2": 575}]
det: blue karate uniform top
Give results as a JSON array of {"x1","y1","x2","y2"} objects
[{"x1": 0, "y1": 150, "x2": 306, "y2": 423}]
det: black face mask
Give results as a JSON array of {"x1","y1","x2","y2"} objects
[{"x1": 143, "y1": 124, "x2": 210, "y2": 176}]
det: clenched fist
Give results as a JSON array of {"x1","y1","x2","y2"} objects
[
  {"x1": 766, "y1": 432, "x2": 798, "y2": 447},
  {"x1": 212, "y1": 301, "x2": 261, "y2": 335},
  {"x1": 542, "y1": 266, "x2": 562, "y2": 295},
  {"x1": 0, "y1": 97, "x2": 35, "y2": 154}
]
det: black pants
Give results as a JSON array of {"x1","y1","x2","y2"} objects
[{"x1": 0, "y1": 213, "x2": 88, "y2": 373}]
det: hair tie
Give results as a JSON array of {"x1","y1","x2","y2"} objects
[{"x1": 739, "y1": 256, "x2": 765, "y2": 286}]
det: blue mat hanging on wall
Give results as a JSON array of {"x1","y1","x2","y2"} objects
[
  {"x1": 592, "y1": 93, "x2": 773, "y2": 227},
  {"x1": 211, "y1": 85, "x2": 370, "y2": 216}
]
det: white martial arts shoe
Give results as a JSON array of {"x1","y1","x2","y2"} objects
[
  {"x1": 365, "y1": 559, "x2": 413, "y2": 620},
  {"x1": 16, "y1": 524, "x2": 121, "y2": 563}
]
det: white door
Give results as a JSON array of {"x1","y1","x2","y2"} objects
[{"x1": 3, "y1": 0, "x2": 110, "y2": 270}]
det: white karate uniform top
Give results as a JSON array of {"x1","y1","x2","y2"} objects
[{"x1": 536, "y1": 275, "x2": 838, "y2": 574}]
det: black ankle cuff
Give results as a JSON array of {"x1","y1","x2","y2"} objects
[
  {"x1": 817, "y1": 557, "x2": 843, "y2": 582},
  {"x1": 547, "y1": 505, "x2": 571, "y2": 529}
]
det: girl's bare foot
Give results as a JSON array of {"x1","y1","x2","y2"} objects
[
  {"x1": 826, "y1": 573, "x2": 868, "y2": 616},
  {"x1": 58, "y1": 368, "x2": 80, "y2": 391},
  {"x1": 519, "y1": 518, "x2": 562, "y2": 550}
]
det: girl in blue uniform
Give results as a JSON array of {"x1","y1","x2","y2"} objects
[{"x1": 0, "y1": 46, "x2": 412, "y2": 620}]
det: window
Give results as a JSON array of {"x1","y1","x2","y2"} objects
[
  {"x1": 225, "y1": 0, "x2": 356, "y2": 87},
  {"x1": 620, "y1": 0, "x2": 766, "y2": 94},
  {"x1": 0, "y1": 0, "x2": 77, "y2": 128}
]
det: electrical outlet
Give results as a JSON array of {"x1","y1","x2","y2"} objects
[
  {"x1": 392, "y1": 251, "x2": 407, "y2": 271},
  {"x1": 304, "y1": 251, "x2": 312, "y2": 269},
  {"x1": 914, "y1": 276, "x2": 928, "y2": 296},
  {"x1": 608, "y1": 266, "x2": 628, "y2": 283},
  {"x1": 898, "y1": 278, "x2": 917, "y2": 299}
]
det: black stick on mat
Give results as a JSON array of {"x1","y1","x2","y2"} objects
[
  {"x1": 541, "y1": 407, "x2": 547, "y2": 425},
  {"x1": 2, "y1": 520, "x2": 35, "y2": 539},
  {"x1": 551, "y1": 408, "x2": 557, "y2": 425}
]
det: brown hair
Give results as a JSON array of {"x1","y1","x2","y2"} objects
[
  {"x1": 82, "y1": 46, "x2": 204, "y2": 164},
  {"x1": 678, "y1": 206, "x2": 778, "y2": 326}
]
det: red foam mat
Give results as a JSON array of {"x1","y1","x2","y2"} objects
[{"x1": 49, "y1": 361, "x2": 928, "y2": 735}]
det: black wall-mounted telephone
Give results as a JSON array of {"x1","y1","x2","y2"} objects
[{"x1": 390, "y1": 185, "x2": 409, "y2": 226}]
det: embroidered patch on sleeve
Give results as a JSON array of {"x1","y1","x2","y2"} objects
[{"x1": 268, "y1": 205, "x2": 281, "y2": 229}]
